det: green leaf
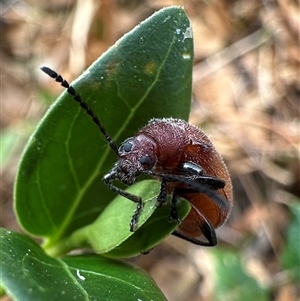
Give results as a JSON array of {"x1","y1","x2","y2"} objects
[
  {"x1": 104, "y1": 196, "x2": 190, "y2": 258},
  {"x1": 1, "y1": 128, "x2": 29, "y2": 171},
  {"x1": 280, "y1": 202, "x2": 300, "y2": 282},
  {"x1": 0, "y1": 228, "x2": 167, "y2": 301},
  {"x1": 82, "y1": 180, "x2": 163, "y2": 254},
  {"x1": 211, "y1": 249, "x2": 269, "y2": 301},
  {"x1": 14, "y1": 6, "x2": 193, "y2": 248},
  {"x1": 46, "y1": 180, "x2": 191, "y2": 257}
]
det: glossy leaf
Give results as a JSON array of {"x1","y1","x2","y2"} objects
[
  {"x1": 211, "y1": 249, "x2": 269, "y2": 301},
  {"x1": 104, "y1": 196, "x2": 190, "y2": 258},
  {"x1": 14, "y1": 6, "x2": 193, "y2": 249},
  {"x1": 0, "y1": 228, "x2": 167, "y2": 301},
  {"x1": 46, "y1": 180, "x2": 191, "y2": 257},
  {"x1": 280, "y1": 202, "x2": 300, "y2": 282}
]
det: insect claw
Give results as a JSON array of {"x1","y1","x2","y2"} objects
[
  {"x1": 169, "y1": 204, "x2": 181, "y2": 224},
  {"x1": 129, "y1": 219, "x2": 136, "y2": 232},
  {"x1": 130, "y1": 202, "x2": 143, "y2": 232},
  {"x1": 169, "y1": 215, "x2": 181, "y2": 224}
]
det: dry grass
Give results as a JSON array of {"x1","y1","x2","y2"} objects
[{"x1": 1, "y1": 0, "x2": 299, "y2": 300}]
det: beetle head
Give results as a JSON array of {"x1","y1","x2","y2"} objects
[{"x1": 109, "y1": 134, "x2": 157, "y2": 185}]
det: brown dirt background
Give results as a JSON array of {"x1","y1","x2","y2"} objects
[{"x1": 1, "y1": 1, "x2": 299, "y2": 300}]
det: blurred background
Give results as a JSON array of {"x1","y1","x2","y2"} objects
[{"x1": 1, "y1": 0, "x2": 299, "y2": 301}]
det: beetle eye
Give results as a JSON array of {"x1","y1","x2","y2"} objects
[
  {"x1": 140, "y1": 155, "x2": 152, "y2": 166},
  {"x1": 120, "y1": 142, "x2": 132, "y2": 152}
]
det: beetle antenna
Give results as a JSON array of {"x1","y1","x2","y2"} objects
[{"x1": 40, "y1": 66, "x2": 119, "y2": 155}]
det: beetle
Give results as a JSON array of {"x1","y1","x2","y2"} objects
[{"x1": 41, "y1": 66, "x2": 233, "y2": 246}]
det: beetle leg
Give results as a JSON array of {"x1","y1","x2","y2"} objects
[
  {"x1": 130, "y1": 203, "x2": 143, "y2": 232},
  {"x1": 169, "y1": 194, "x2": 181, "y2": 224},
  {"x1": 142, "y1": 170, "x2": 229, "y2": 211},
  {"x1": 172, "y1": 201, "x2": 218, "y2": 246},
  {"x1": 181, "y1": 161, "x2": 204, "y2": 175},
  {"x1": 103, "y1": 171, "x2": 143, "y2": 231},
  {"x1": 199, "y1": 220, "x2": 218, "y2": 246},
  {"x1": 181, "y1": 161, "x2": 225, "y2": 190},
  {"x1": 157, "y1": 178, "x2": 168, "y2": 207},
  {"x1": 172, "y1": 228, "x2": 217, "y2": 246}
]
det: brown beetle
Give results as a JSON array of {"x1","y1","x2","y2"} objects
[{"x1": 41, "y1": 67, "x2": 233, "y2": 246}]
